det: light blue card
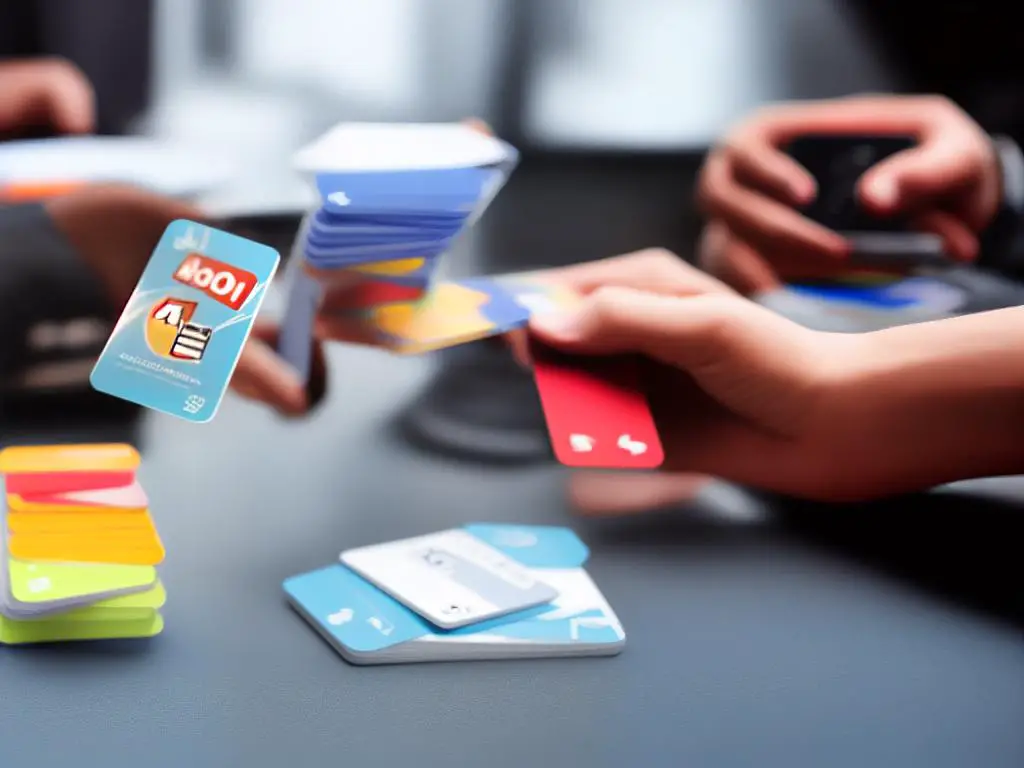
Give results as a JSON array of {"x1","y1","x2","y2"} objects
[
  {"x1": 284, "y1": 525, "x2": 625, "y2": 664},
  {"x1": 90, "y1": 220, "x2": 280, "y2": 423}
]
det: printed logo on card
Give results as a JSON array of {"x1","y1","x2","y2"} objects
[
  {"x1": 144, "y1": 298, "x2": 212, "y2": 363},
  {"x1": 173, "y1": 253, "x2": 257, "y2": 311}
]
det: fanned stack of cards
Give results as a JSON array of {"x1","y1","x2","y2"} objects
[
  {"x1": 0, "y1": 444, "x2": 166, "y2": 645},
  {"x1": 284, "y1": 524, "x2": 625, "y2": 665},
  {"x1": 278, "y1": 122, "x2": 552, "y2": 378}
]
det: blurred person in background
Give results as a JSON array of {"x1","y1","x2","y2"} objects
[
  {"x1": 696, "y1": 94, "x2": 1024, "y2": 294},
  {"x1": 570, "y1": 90, "x2": 1024, "y2": 516},
  {"x1": 0, "y1": 52, "x2": 309, "y2": 410}
]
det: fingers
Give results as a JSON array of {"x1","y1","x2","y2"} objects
[
  {"x1": 0, "y1": 58, "x2": 95, "y2": 134},
  {"x1": 911, "y1": 210, "x2": 979, "y2": 262},
  {"x1": 859, "y1": 140, "x2": 978, "y2": 212},
  {"x1": 462, "y1": 117, "x2": 493, "y2": 136},
  {"x1": 541, "y1": 247, "x2": 735, "y2": 298},
  {"x1": 529, "y1": 286, "x2": 748, "y2": 369},
  {"x1": 232, "y1": 337, "x2": 308, "y2": 416},
  {"x1": 721, "y1": 130, "x2": 816, "y2": 204},
  {"x1": 700, "y1": 153, "x2": 849, "y2": 261},
  {"x1": 503, "y1": 327, "x2": 531, "y2": 368},
  {"x1": 231, "y1": 323, "x2": 327, "y2": 416},
  {"x1": 697, "y1": 222, "x2": 782, "y2": 296}
]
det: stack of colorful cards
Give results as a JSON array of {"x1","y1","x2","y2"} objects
[
  {"x1": 278, "y1": 122, "x2": 535, "y2": 379},
  {"x1": 0, "y1": 443, "x2": 166, "y2": 645},
  {"x1": 284, "y1": 524, "x2": 625, "y2": 665}
]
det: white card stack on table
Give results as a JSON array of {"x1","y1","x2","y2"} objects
[{"x1": 283, "y1": 524, "x2": 625, "y2": 665}]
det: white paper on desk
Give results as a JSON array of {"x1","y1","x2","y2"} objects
[{"x1": 292, "y1": 123, "x2": 511, "y2": 174}]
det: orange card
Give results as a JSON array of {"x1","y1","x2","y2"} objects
[
  {"x1": 7, "y1": 530, "x2": 165, "y2": 566},
  {"x1": 0, "y1": 444, "x2": 140, "y2": 474},
  {"x1": 7, "y1": 510, "x2": 156, "y2": 536}
]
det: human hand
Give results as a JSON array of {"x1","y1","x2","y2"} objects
[
  {"x1": 0, "y1": 57, "x2": 95, "y2": 136},
  {"x1": 697, "y1": 95, "x2": 1001, "y2": 293},
  {"x1": 524, "y1": 249, "x2": 939, "y2": 503}
]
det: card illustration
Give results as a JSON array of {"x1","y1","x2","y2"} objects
[{"x1": 90, "y1": 220, "x2": 280, "y2": 422}]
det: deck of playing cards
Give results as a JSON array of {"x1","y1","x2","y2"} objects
[
  {"x1": 0, "y1": 444, "x2": 166, "y2": 645},
  {"x1": 283, "y1": 524, "x2": 624, "y2": 665},
  {"x1": 277, "y1": 122, "x2": 542, "y2": 380}
]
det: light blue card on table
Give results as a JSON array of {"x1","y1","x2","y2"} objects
[
  {"x1": 284, "y1": 524, "x2": 625, "y2": 665},
  {"x1": 90, "y1": 220, "x2": 280, "y2": 422}
]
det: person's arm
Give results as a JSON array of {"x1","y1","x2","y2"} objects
[{"x1": 820, "y1": 306, "x2": 1024, "y2": 497}]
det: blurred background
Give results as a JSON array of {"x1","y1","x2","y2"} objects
[
  {"x1": 145, "y1": 0, "x2": 900, "y2": 222},
  {"x1": 4, "y1": 0, "x2": 1023, "y2": 456}
]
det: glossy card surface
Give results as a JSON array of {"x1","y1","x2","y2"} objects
[{"x1": 90, "y1": 220, "x2": 280, "y2": 422}]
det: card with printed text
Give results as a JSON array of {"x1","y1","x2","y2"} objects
[{"x1": 90, "y1": 220, "x2": 280, "y2": 422}]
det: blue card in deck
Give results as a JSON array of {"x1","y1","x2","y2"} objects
[
  {"x1": 316, "y1": 167, "x2": 499, "y2": 216},
  {"x1": 90, "y1": 220, "x2": 280, "y2": 422},
  {"x1": 278, "y1": 122, "x2": 520, "y2": 378}
]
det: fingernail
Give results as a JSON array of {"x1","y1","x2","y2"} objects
[
  {"x1": 867, "y1": 176, "x2": 897, "y2": 208},
  {"x1": 529, "y1": 310, "x2": 581, "y2": 340},
  {"x1": 791, "y1": 178, "x2": 815, "y2": 203}
]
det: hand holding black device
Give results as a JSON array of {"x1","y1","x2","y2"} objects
[{"x1": 783, "y1": 135, "x2": 946, "y2": 266}]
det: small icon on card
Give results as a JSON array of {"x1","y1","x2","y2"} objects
[
  {"x1": 327, "y1": 608, "x2": 354, "y2": 626},
  {"x1": 617, "y1": 434, "x2": 648, "y2": 457},
  {"x1": 367, "y1": 616, "x2": 395, "y2": 636},
  {"x1": 569, "y1": 434, "x2": 595, "y2": 453},
  {"x1": 173, "y1": 224, "x2": 209, "y2": 252},
  {"x1": 327, "y1": 191, "x2": 351, "y2": 206}
]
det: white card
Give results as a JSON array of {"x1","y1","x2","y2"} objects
[
  {"x1": 292, "y1": 122, "x2": 511, "y2": 174},
  {"x1": 340, "y1": 529, "x2": 559, "y2": 630}
]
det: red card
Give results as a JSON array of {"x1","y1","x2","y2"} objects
[
  {"x1": 531, "y1": 341, "x2": 664, "y2": 469},
  {"x1": 3, "y1": 470, "x2": 135, "y2": 496}
]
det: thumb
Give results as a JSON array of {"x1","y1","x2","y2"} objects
[
  {"x1": 529, "y1": 287, "x2": 738, "y2": 369},
  {"x1": 858, "y1": 140, "x2": 976, "y2": 215}
]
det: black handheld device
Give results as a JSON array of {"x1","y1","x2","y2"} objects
[{"x1": 783, "y1": 134, "x2": 946, "y2": 265}]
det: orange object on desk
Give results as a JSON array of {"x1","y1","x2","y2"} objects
[{"x1": 0, "y1": 181, "x2": 86, "y2": 202}]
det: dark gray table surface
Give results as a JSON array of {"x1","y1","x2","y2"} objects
[{"x1": 1, "y1": 332, "x2": 1021, "y2": 768}]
